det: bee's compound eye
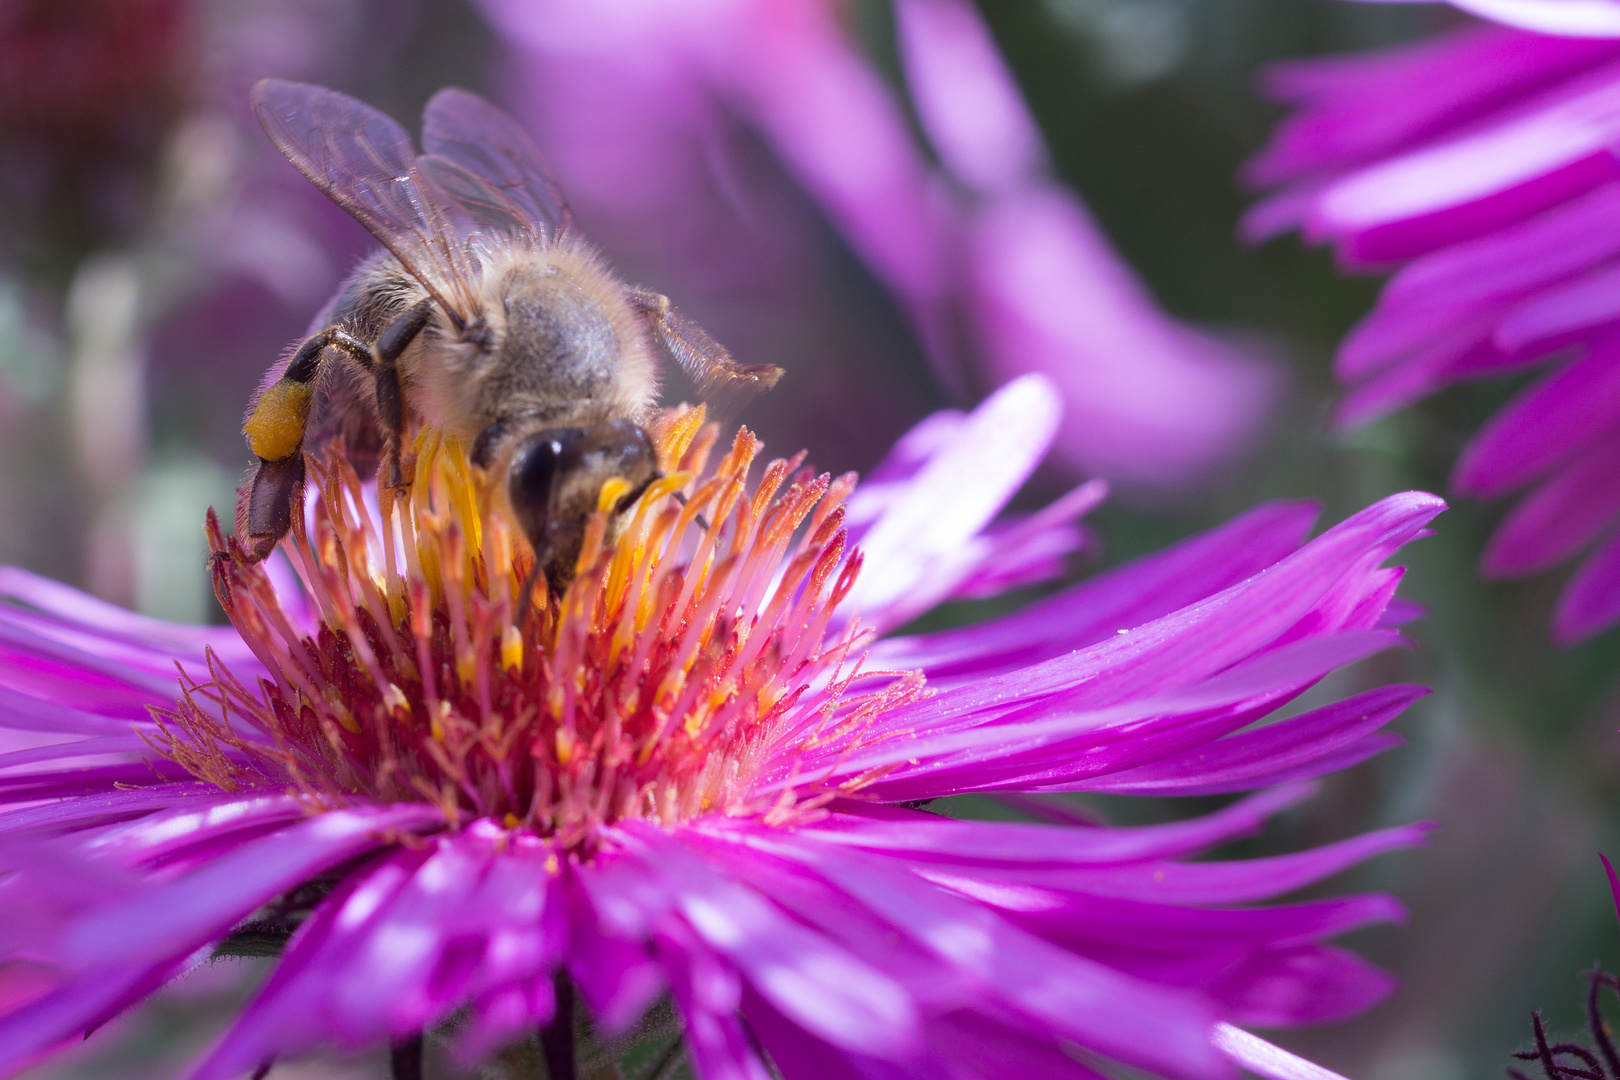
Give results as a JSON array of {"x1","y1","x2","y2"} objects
[
  {"x1": 594, "y1": 420, "x2": 658, "y2": 483},
  {"x1": 507, "y1": 428, "x2": 584, "y2": 544}
]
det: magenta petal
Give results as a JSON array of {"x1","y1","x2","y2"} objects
[
  {"x1": 1481, "y1": 430, "x2": 1620, "y2": 576},
  {"x1": 0, "y1": 567, "x2": 257, "y2": 670},
  {"x1": 1018, "y1": 823, "x2": 1431, "y2": 905},
  {"x1": 738, "y1": 986, "x2": 890, "y2": 1080},
  {"x1": 188, "y1": 849, "x2": 430, "y2": 1078},
  {"x1": 1080, "y1": 685, "x2": 1426, "y2": 795},
  {"x1": 1495, "y1": 259, "x2": 1620, "y2": 353},
  {"x1": 1604, "y1": 854, "x2": 1620, "y2": 932},
  {"x1": 1453, "y1": 335, "x2": 1620, "y2": 495},
  {"x1": 869, "y1": 490, "x2": 1441, "y2": 736},
  {"x1": 1215, "y1": 1022, "x2": 1351, "y2": 1080},
  {"x1": 655, "y1": 921, "x2": 776, "y2": 1080},
  {"x1": 0, "y1": 783, "x2": 229, "y2": 838},
  {"x1": 1442, "y1": 0, "x2": 1620, "y2": 37},
  {"x1": 1246, "y1": 27, "x2": 1618, "y2": 187},
  {"x1": 616, "y1": 823, "x2": 923, "y2": 1059},
  {"x1": 1210, "y1": 943, "x2": 1397, "y2": 1027},
  {"x1": 842, "y1": 631, "x2": 1404, "y2": 801},
  {"x1": 846, "y1": 374, "x2": 1061, "y2": 629},
  {"x1": 1333, "y1": 330, "x2": 1501, "y2": 428},
  {"x1": 63, "y1": 803, "x2": 443, "y2": 967},
  {"x1": 894, "y1": 0, "x2": 1044, "y2": 194},
  {"x1": 875, "y1": 499, "x2": 1318, "y2": 682},
  {"x1": 967, "y1": 185, "x2": 1276, "y2": 486},
  {"x1": 1309, "y1": 58, "x2": 1620, "y2": 262},
  {"x1": 1555, "y1": 527, "x2": 1620, "y2": 641},
  {"x1": 0, "y1": 958, "x2": 187, "y2": 1073},
  {"x1": 563, "y1": 869, "x2": 666, "y2": 1034},
  {"x1": 1381, "y1": 180, "x2": 1620, "y2": 314},
  {"x1": 798, "y1": 784, "x2": 1314, "y2": 866},
  {"x1": 735, "y1": 829, "x2": 1230, "y2": 1080}
]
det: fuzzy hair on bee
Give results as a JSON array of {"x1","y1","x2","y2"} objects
[{"x1": 236, "y1": 79, "x2": 782, "y2": 589}]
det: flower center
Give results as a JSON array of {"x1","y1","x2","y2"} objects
[{"x1": 151, "y1": 409, "x2": 925, "y2": 847}]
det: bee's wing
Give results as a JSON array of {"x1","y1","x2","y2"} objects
[
  {"x1": 251, "y1": 78, "x2": 483, "y2": 327},
  {"x1": 421, "y1": 88, "x2": 575, "y2": 242}
]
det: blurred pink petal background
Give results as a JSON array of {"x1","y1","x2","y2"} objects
[
  {"x1": 476, "y1": 0, "x2": 1277, "y2": 490},
  {"x1": 1246, "y1": 4, "x2": 1620, "y2": 641}
]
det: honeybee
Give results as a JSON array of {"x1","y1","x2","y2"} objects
[{"x1": 237, "y1": 79, "x2": 782, "y2": 587}]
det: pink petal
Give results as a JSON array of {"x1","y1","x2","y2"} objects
[
  {"x1": 1379, "y1": 179, "x2": 1620, "y2": 314},
  {"x1": 967, "y1": 185, "x2": 1276, "y2": 485},
  {"x1": 63, "y1": 803, "x2": 443, "y2": 967},
  {"x1": 1215, "y1": 1022, "x2": 1352, "y2": 1080},
  {"x1": 1481, "y1": 429, "x2": 1620, "y2": 575},
  {"x1": 798, "y1": 784, "x2": 1313, "y2": 866},
  {"x1": 615, "y1": 823, "x2": 923, "y2": 1059},
  {"x1": 1442, "y1": 0, "x2": 1620, "y2": 37},
  {"x1": 736, "y1": 829, "x2": 1230, "y2": 1080},
  {"x1": 894, "y1": 0, "x2": 1045, "y2": 193},
  {"x1": 1082, "y1": 684, "x2": 1426, "y2": 795},
  {"x1": 845, "y1": 374, "x2": 1061, "y2": 629},
  {"x1": 876, "y1": 500, "x2": 1317, "y2": 682},
  {"x1": 1555, "y1": 526, "x2": 1620, "y2": 640},
  {"x1": 1309, "y1": 58, "x2": 1620, "y2": 263},
  {"x1": 1247, "y1": 26, "x2": 1617, "y2": 186},
  {"x1": 1453, "y1": 334, "x2": 1620, "y2": 494}
]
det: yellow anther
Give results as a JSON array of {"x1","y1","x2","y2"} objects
[
  {"x1": 245, "y1": 380, "x2": 314, "y2": 461},
  {"x1": 383, "y1": 683, "x2": 409, "y2": 713},
  {"x1": 501, "y1": 625, "x2": 524, "y2": 671},
  {"x1": 597, "y1": 476, "x2": 633, "y2": 514}
]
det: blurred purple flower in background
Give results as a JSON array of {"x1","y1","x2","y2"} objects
[
  {"x1": 0, "y1": 380, "x2": 1434, "y2": 1078},
  {"x1": 1244, "y1": 4, "x2": 1620, "y2": 642},
  {"x1": 0, "y1": 0, "x2": 403, "y2": 625},
  {"x1": 476, "y1": 0, "x2": 1276, "y2": 490}
]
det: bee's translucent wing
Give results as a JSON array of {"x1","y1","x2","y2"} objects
[
  {"x1": 251, "y1": 78, "x2": 482, "y2": 327},
  {"x1": 421, "y1": 88, "x2": 575, "y2": 242},
  {"x1": 416, "y1": 154, "x2": 533, "y2": 243}
]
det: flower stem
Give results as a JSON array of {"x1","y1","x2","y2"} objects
[
  {"x1": 389, "y1": 1035, "x2": 424, "y2": 1080},
  {"x1": 540, "y1": 971, "x2": 576, "y2": 1080}
]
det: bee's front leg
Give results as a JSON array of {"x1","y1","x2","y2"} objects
[{"x1": 370, "y1": 299, "x2": 434, "y2": 497}]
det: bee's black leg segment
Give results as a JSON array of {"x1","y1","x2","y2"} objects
[
  {"x1": 369, "y1": 300, "x2": 434, "y2": 493},
  {"x1": 669, "y1": 490, "x2": 711, "y2": 533}
]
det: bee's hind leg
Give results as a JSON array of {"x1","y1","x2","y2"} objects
[
  {"x1": 240, "y1": 323, "x2": 374, "y2": 560},
  {"x1": 369, "y1": 299, "x2": 434, "y2": 496}
]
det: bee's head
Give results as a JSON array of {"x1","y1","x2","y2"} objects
[{"x1": 506, "y1": 419, "x2": 660, "y2": 589}]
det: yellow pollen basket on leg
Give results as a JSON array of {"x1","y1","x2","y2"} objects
[
  {"x1": 167, "y1": 403, "x2": 924, "y2": 847},
  {"x1": 244, "y1": 380, "x2": 315, "y2": 461}
]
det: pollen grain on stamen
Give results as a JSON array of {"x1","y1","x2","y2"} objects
[{"x1": 147, "y1": 407, "x2": 926, "y2": 848}]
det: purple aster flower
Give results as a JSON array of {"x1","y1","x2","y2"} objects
[
  {"x1": 476, "y1": 0, "x2": 1275, "y2": 490},
  {"x1": 0, "y1": 376, "x2": 1438, "y2": 1078},
  {"x1": 1243, "y1": 9, "x2": 1620, "y2": 641}
]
